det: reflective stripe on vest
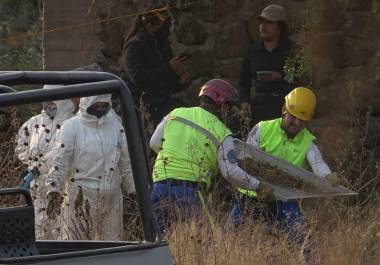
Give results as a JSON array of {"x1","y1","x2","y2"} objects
[
  {"x1": 153, "y1": 107, "x2": 231, "y2": 188},
  {"x1": 238, "y1": 118, "x2": 315, "y2": 198},
  {"x1": 169, "y1": 115, "x2": 221, "y2": 147},
  {"x1": 237, "y1": 187, "x2": 257, "y2": 198}
]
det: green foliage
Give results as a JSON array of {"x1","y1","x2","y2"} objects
[
  {"x1": 0, "y1": 0, "x2": 42, "y2": 71},
  {"x1": 283, "y1": 0, "x2": 326, "y2": 85},
  {"x1": 283, "y1": 51, "x2": 309, "y2": 85}
]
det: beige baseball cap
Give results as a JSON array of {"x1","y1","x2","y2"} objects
[{"x1": 259, "y1": 4, "x2": 286, "y2": 22}]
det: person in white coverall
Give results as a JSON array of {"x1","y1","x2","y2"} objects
[
  {"x1": 45, "y1": 94, "x2": 135, "y2": 241},
  {"x1": 15, "y1": 85, "x2": 76, "y2": 240}
]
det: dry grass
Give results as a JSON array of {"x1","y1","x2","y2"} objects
[
  {"x1": 0, "y1": 108, "x2": 28, "y2": 207},
  {"x1": 165, "y1": 199, "x2": 380, "y2": 265},
  {"x1": 162, "y1": 108, "x2": 380, "y2": 265},
  {"x1": 0, "y1": 108, "x2": 26, "y2": 188},
  {"x1": 311, "y1": 199, "x2": 380, "y2": 265},
  {"x1": 168, "y1": 217, "x2": 300, "y2": 265},
  {"x1": 0, "y1": 108, "x2": 379, "y2": 264}
]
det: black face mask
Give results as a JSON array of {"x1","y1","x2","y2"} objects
[{"x1": 86, "y1": 105, "x2": 110, "y2": 119}]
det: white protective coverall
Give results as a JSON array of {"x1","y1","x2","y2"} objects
[
  {"x1": 15, "y1": 85, "x2": 75, "y2": 240},
  {"x1": 46, "y1": 94, "x2": 135, "y2": 241}
]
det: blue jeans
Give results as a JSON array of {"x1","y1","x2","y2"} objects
[
  {"x1": 228, "y1": 198, "x2": 312, "y2": 262},
  {"x1": 151, "y1": 180, "x2": 202, "y2": 233}
]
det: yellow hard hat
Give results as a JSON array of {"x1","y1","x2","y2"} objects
[{"x1": 284, "y1": 87, "x2": 316, "y2": 121}]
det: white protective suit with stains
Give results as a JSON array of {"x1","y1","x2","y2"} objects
[
  {"x1": 46, "y1": 95, "x2": 135, "y2": 241},
  {"x1": 15, "y1": 85, "x2": 75, "y2": 240}
]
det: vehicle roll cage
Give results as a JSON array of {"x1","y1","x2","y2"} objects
[{"x1": 0, "y1": 71, "x2": 158, "y2": 243}]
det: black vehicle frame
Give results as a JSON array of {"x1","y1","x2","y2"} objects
[{"x1": 0, "y1": 71, "x2": 171, "y2": 265}]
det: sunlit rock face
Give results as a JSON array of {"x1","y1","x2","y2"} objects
[{"x1": 43, "y1": 0, "x2": 380, "y2": 164}]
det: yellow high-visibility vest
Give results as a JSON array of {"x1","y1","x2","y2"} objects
[
  {"x1": 238, "y1": 118, "x2": 315, "y2": 198},
  {"x1": 153, "y1": 107, "x2": 231, "y2": 189}
]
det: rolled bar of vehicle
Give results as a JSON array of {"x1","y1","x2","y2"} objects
[
  {"x1": 0, "y1": 85, "x2": 16, "y2": 93},
  {"x1": 0, "y1": 71, "x2": 157, "y2": 242}
]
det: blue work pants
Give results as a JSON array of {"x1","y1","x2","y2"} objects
[
  {"x1": 228, "y1": 198, "x2": 312, "y2": 262},
  {"x1": 151, "y1": 180, "x2": 203, "y2": 233}
]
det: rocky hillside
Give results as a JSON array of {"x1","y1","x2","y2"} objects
[
  {"x1": 82, "y1": 0, "x2": 379, "y2": 159},
  {"x1": 42, "y1": 0, "x2": 380, "y2": 192}
]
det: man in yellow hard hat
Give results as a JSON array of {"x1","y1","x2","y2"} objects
[{"x1": 230, "y1": 87, "x2": 339, "y2": 263}]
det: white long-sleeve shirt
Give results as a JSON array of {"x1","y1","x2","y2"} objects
[
  {"x1": 246, "y1": 124, "x2": 332, "y2": 178},
  {"x1": 150, "y1": 116, "x2": 260, "y2": 191}
]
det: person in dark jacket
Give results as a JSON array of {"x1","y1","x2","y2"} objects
[
  {"x1": 121, "y1": 11, "x2": 191, "y2": 127},
  {"x1": 238, "y1": 5, "x2": 293, "y2": 125}
]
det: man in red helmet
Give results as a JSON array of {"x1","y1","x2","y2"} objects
[{"x1": 150, "y1": 79, "x2": 271, "y2": 231}]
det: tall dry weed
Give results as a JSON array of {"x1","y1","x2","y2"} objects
[
  {"x1": 168, "y1": 213, "x2": 302, "y2": 265},
  {"x1": 163, "y1": 198, "x2": 380, "y2": 265},
  {"x1": 0, "y1": 107, "x2": 26, "y2": 188},
  {"x1": 0, "y1": 103, "x2": 379, "y2": 265},
  {"x1": 161, "y1": 108, "x2": 380, "y2": 265}
]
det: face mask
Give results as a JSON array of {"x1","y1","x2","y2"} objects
[
  {"x1": 43, "y1": 103, "x2": 57, "y2": 118},
  {"x1": 86, "y1": 104, "x2": 110, "y2": 119}
]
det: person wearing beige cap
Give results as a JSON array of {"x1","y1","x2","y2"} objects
[
  {"x1": 238, "y1": 4, "x2": 293, "y2": 127},
  {"x1": 260, "y1": 4, "x2": 287, "y2": 22}
]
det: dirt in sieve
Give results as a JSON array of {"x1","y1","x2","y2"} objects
[{"x1": 239, "y1": 159, "x2": 306, "y2": 190}]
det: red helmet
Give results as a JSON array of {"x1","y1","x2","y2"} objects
[{"x1": 199, "y1": 79, "x2": 239, "y2": 106}]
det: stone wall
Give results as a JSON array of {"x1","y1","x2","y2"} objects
[
  {"x1": 44, "y1": 0, "x2": 380, "y2": 165},
  {"x1": 43, "y1": 0, "x2": 103, "y2": 70},
  {"x1": 308, "y1": 0, "x2": 380, "y2": 163}
]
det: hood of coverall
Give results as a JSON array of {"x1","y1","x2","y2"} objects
[
  {"x1": 41, "y1": 85, "x2": 75, "y2": 120},
  {"x1": 78, "y1": 94, "x2": 112, "y2": 124}
]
